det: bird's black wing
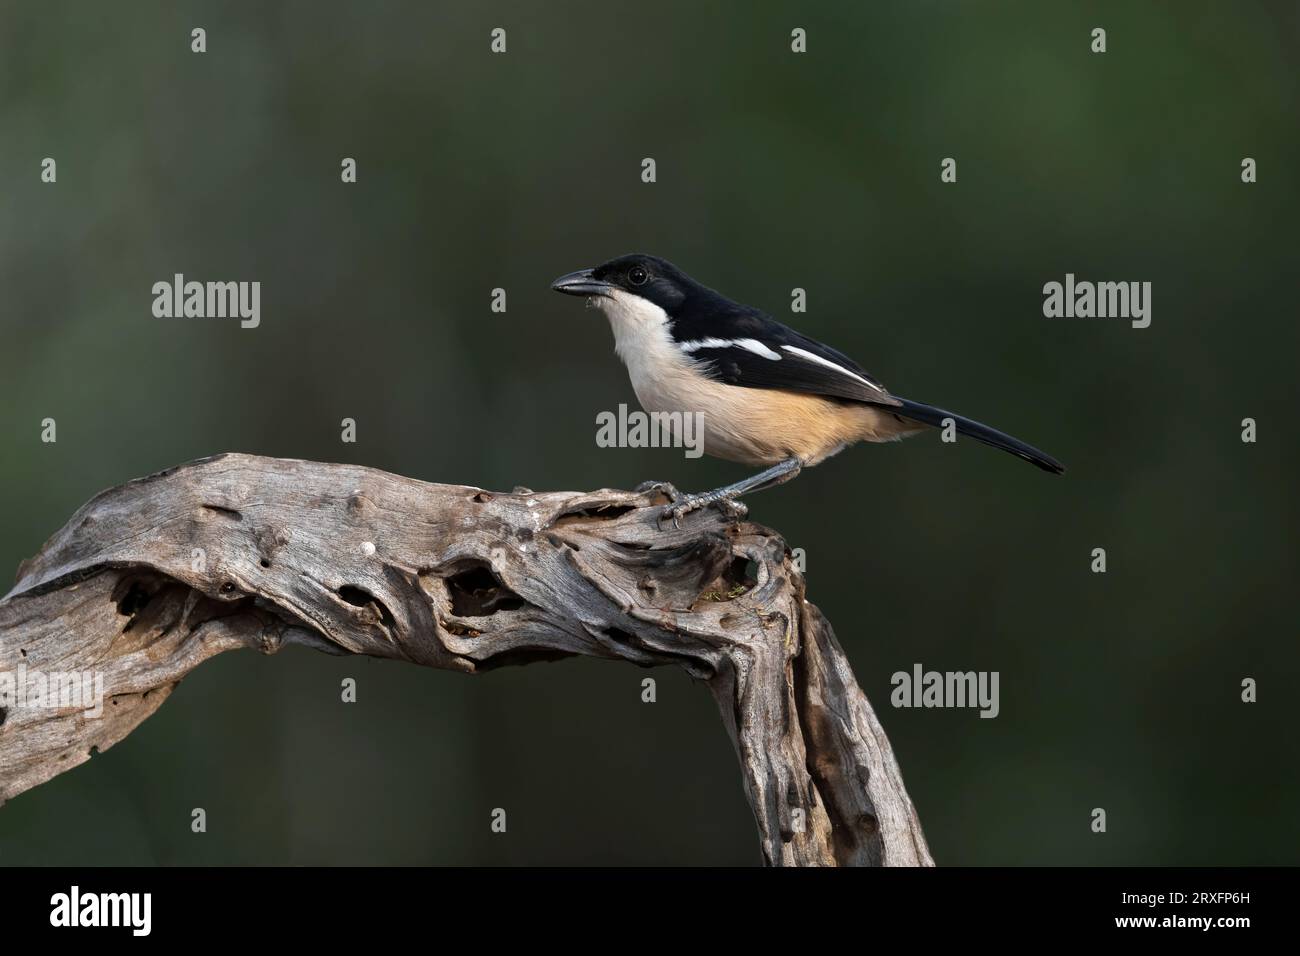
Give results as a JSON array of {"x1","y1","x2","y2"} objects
[{"x1": 672, "y1": 307, "x2": 902, "y2": 408}]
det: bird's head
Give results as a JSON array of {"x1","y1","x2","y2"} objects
[{"x1": 551, "y1": 254, "x2": 698, "y2": 319}]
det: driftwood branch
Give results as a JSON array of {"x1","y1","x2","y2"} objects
[{"x1": 0, "y1": 454, "x2": 932, "y2": 866}]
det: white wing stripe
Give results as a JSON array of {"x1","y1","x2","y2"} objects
[
  {"x1": 781, "y1": 345, "x2": 884, "y2": 391},
  {"x1": 679, "y1": 338, "x2": 783, "y2": 360}
]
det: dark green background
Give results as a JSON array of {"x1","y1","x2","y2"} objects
[{"x1": 2, "y1": 1, "x2": 1296, "y2": 865}]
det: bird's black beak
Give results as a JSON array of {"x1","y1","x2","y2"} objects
[{"x1": 551, "y1": 268, "x2": 614, "y2": 298}]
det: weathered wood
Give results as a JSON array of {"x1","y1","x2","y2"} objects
[{"x1": 0, "y1": 453, "x2": 932, "y2": 866}]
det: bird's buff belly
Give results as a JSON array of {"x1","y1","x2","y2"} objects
[{"x1": 630, "y1": 368, "x2": 913, "y2": 467}]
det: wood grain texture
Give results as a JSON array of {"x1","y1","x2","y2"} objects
[{"x1": 0, "y1": 453, "x2": 932, "y2": 866}]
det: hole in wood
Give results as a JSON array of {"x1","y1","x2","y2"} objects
[
  {"x1": 201, "y1": 504, "x2": 243, "y2": 521},
  {"x1": 445, "y1": 563, "x2": 524, "y2": 616},
  {"x1": 336, "y1": 585, "x2": 396, "y2": 628}
]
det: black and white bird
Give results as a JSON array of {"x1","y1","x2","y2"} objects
[{"x1": 552, "y1": 253, "x2": 1064, "y2": 522}]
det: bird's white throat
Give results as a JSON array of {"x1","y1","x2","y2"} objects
[
  {"x1": 594, "y1": 289, "x2": 676, "y2": 370},
  {"x1": 591, "y1": 289, "x2": 703, "y2": 416}
]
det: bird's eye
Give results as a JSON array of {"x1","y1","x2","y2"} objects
[{"x1": 628, "y1": 266, "x2": 648, "y2": 286}]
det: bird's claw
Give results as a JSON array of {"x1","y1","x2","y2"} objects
[
  {"x1": 658, "y1": 495, "x2": 747, "y2": 529},
  {"x1": 635, "y1": 479, "x2": 682, "y2": 504},
  {"x1": 715, "y1": 498, "x2": 748, "y2": 521}
]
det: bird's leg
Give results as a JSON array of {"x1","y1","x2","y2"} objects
[{"x1": 663, "y1": 457, "x2": 803, "y2": 526}]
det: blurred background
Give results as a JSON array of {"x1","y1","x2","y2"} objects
[{"x1": 1, "y1": 1, "x2": 1297, "y2": 865}]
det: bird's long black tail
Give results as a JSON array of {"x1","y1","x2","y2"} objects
[{"x1": 892, "y1": 398, "x2": 1065, "y2": 475}]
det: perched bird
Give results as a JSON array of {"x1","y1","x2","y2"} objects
[{"x1": 552, "y1": 253, "x2": 1063, "y2": 522}]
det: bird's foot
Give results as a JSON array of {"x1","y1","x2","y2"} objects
[
  {"x1": 660, "y1": 492, "x2": 748, "y2": 529},
  {"x1": 637, "y1": 480, "x2": 748, "y2": 527}
]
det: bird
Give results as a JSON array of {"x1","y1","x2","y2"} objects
[{"x1": 551, "y1": 253, "x2": 1064, "y2": 523}]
